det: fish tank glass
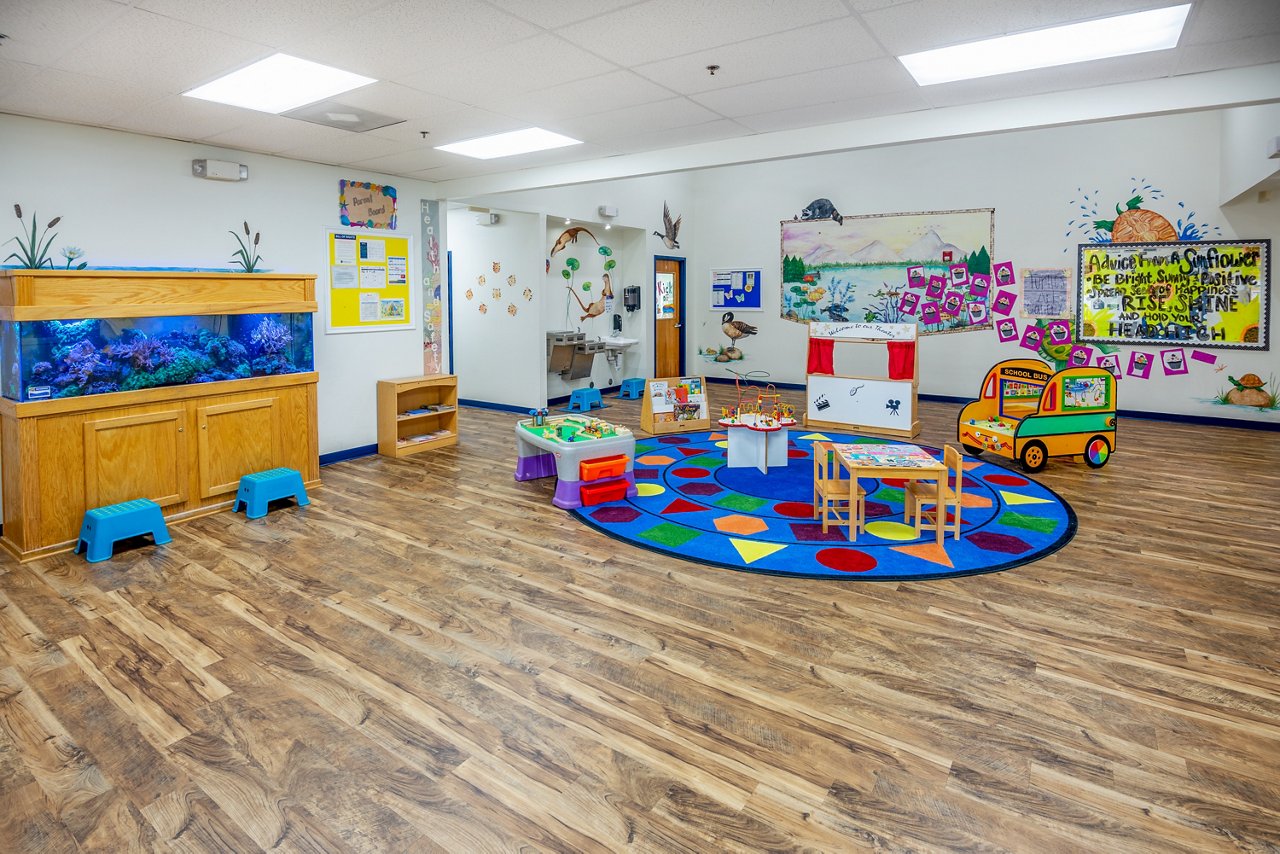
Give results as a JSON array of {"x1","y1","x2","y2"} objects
[{"x1": 0, "y1": 313, "x2": 314, "y2": 402}]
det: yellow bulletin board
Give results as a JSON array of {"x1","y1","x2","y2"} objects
[{"x1": 325, "y1": 228, "x2": 416, "y2": 334}]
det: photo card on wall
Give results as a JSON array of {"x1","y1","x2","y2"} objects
[
  {"x1": 1097, "y1": 352, "x2": 1121, "y2": 378},
  {"x1": 992, "y1": 261, "x2": 1016, "y2": 289},
  {"x1": 1161, "y1": 348, "x2": 1188, "y2": 376},
  {"x1": 1068, "y1": 344, "x2": 1093, "y2": 367},
  {"x1": 967, "y1": 301, "x2": 989, "y2": 325},
  {"x1": 949, "y1": 263, "x2": 970, "y2": 287},
  {"x1": 926, "y1": 276, "x2": 946, "y2": 298},
  {"x1": 906, "y1": 265, "x2": 926, "y2": 288},
  {"x1": 992, "y1": 289, "x2": 1018, "y2": 316},
  {"x1": 996, "y1": 316, "x2": 1019, "y2": 342},
  {"x1": 920, "y1": 302, "x2": 941, "y2": 325},
  {"x1": 898, "y1": 291, "x2": 920, "y2": 315},
  {"x1": 1127, "y1": 351, "x2": 1153, "y2": 379},
  {"x1": 1020, "y1": 326, "x2": 1044, "y2": 352},
  {"x1": 969, "y1": 273, "x2": 991, "y2": 298},
  {"x1": 1045, "y1": 319, "x2": 1072, "y2": 346},
  {"x1": 941, "y1": 292, "x2": 964, "y2": 316}
]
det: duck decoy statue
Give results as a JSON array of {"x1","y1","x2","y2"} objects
[{"x1": 653, "y1": 202, "x2": 681, "y2": 250}]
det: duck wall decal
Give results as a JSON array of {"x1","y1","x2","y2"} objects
[{"x1": 653, "y1": 202, "x2": 681, "y2": 250}]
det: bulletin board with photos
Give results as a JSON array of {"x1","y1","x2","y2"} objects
[
  {"x1": 326, "y1": 229, "x2": 415, "y2": 334},
  {"x1": 640, "y1": 376, "x2": 711, "y2": 435}
]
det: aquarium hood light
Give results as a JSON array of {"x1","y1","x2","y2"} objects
[{"x1": 898, "y1": 4, "x2": 1191, "y2": 86}]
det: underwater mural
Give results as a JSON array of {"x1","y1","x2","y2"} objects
[{"x1": 1, "y1": 313, "x2": 313, "y2": 402}]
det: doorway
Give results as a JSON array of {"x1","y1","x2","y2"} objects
[{"x1": 654, "y1": 256, "x2": 685, "y2": 377}]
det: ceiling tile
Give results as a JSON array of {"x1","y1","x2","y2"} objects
[
  {"x1": 200, "y1": 112, "x2": 356, "y2": 154},
  {"x1": 132, "y1": 0, "x2": 381, "y2": 48},
  {"x1": 399, "y1": 34, "x2": 617, "y2": 105},
  {"x1": 483, "y1": 0, "x2": 646, "y2": 29},
  {"x1": 283, "y1": 0, "x2": 541, "y2": 79},
  {"x1": 916, "y1": 51, "x2": 1179, "y2": 109},
  {"x1": 861, "y1": 0, "x2": 1174, "y2": 54},
  {"x1": 329, "y1": 82, "x2": 470, "y2": 121},
  {"x1": 633, "y1": 17, "x2": 886, "y2": 95},
  {"x1": 0, "y1": 58, "x2": 41, "y2": 91},
  {"x1": 274, "y1": 132, "x2": 412, "y2": 167},
  {"x1": 733, "y1": 90, "x2": 932, "y2": 133},
  {"x1": 347, "y1": 148, "x2": 456, "y2": 175},
  {"x1": 367, "y1": 106, "x2": 530, "y2": 147},
  {"x1": 601, "y1": 118, "x2": 755, "y2": 154},
  {"x1": 50, "y1": 6, "x2": 270, "y2": 93},
  {"x1": 1181, "y1": 0, "x2": 1280, "y2": 44},
  {"x1": 0, "y1": 67, "x2": 163, "y2": 125},
  {"x1": 558, "y1": 97, "x2": 722, "y2": 141},
  {"x1": 690, "y1": 57, "x2": 917, "y2": 117},
  {"x1": 483, "y1": 70, "x2": 675, "y2": 124},
  {"x1": 105, "y1": 94, "x2": 252, "y2": 141},
  {"x1": 1173, "y1": 33, "x2": 1280, "y2": 75},
  {"x1": 556, "y1": 0, "x2": 852, "y2": 67},
  {"x1": 0, "y1": 0, "x2": 131, "y2": 66}
]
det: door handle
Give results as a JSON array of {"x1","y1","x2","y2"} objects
[{"x1": 674, "y1": 323, "x2": 683, "y2": 328}]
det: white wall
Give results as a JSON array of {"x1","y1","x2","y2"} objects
[
  {"x1": 446, "y1": 207, "x2": 547, "y2": 410},
  {"x1": 686, "y1": 110, "x2": 1280, "y2": 424},
  {"x1": 1220, "y1": 103, "x2": 1280, "y2": 205},
  {"x1": 0, "y1": 115, "x2": 436, "y2": 454}
]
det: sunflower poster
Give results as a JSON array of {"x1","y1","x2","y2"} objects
[{"x1": 1075, "y1": 240, "x2": 1269, "y2": 350}]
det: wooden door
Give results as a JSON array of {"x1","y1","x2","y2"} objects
[
  {"x1": 196, "y1": 398, "x2": 278, "y2": 498},
  {"x1": 654, "y1": 258, "x2": 683, "y2": 377},
  {"x1": 84, "y1": 409, "x2": 188, "y2": 508}
]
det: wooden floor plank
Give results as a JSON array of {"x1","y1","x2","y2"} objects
[{"x1": 0, "y1": 390, "x2": 1276, "y2": 851}]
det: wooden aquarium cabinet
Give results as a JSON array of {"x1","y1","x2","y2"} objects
[{"x1": 0, "y1": 270, "x2": 320, "y2": 562}]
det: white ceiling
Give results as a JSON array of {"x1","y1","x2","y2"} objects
[{"x1": 2, "y1": 0, "x2": 1279, "y2": 190}]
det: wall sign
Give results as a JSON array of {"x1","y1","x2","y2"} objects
[
  {"x1": 339, "y1": 179, "x2": 397, "y2": 230},
  {"x1": 710, "y1": 268, "x2": 763, "y2": 311},
  {"x1": 1076, "y1": 240, "x2": 1270, "y2": 350},
  {"x1": 655, "y1": 271, "x2": 675, "y2": 319},
  {"x1": 326, "y1": 229, "x2": 415, "y2": 334}
]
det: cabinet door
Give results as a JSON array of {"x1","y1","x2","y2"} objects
[
  {"x1": 84, "y1": 409, "x2": 188, "y2": 508},
  {"x1": 197, "y1": 398, "x2": 278, "y2": 498}
]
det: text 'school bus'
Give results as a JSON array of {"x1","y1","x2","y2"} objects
[{"x1": 957, "y1": 358, "x2": 1117, "y2": 473}]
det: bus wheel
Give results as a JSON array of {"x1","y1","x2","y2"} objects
[
  {"x1": 1020, "y1": 441, "x2": 1047, "y2": 473},
  {"x1": 1084, "y1": 435, "x2": 1111, "y2": 468},
  {"x1": 962, "y1": 444, "x2": 984, "y2": 458}
]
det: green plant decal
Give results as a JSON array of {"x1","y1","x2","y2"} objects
[
  {"x1": 60, "y1": 246, "x2": 87, "y2": 269},
  {"x1": 6, "y1": 204, "x2": 61, "y2": 269},
  {"x1": 229, "y1": 221, "x2": 263, "y2": 272}
]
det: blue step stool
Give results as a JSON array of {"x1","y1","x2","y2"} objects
[
  {"x1": 233, "y1": 467, "x2": 310, "y2": 520},
  {"x1": 566, "y1": 387, "x2": 604, "y2": 412},
  {"x1": 75, "y1": 498, "x2": 171, "y2": 563},
  {"x1": 617, "y1": 378, "x2": 645, "y2": 399}
]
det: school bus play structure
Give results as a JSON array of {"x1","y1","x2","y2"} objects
[{"x1": 957, "y1": 358, "x2": 1117, "y2": 473}]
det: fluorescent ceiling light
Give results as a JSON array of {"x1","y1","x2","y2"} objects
[
  {"x1": 435, "y1": 128, "x2": 582, "y2": 159},
  {"x1": 183, "y1": 53, "x2": 376, "y2": 114},
  {"x1": 899, "y1": 4, "x2": 1191, "y2": 86}
]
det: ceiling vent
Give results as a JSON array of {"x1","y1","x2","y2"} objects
[{"x1": 281, "y1": 99, "x2": 404, "y2": 133}]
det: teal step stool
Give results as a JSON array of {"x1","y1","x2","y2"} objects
[
  {"x1": 566, "y1": 387, "x2": 604, "y2": 412},
  {"x1": 233, "y1": 467, "x2": 310, "y2": 519},
  {"x1": 75, "y1": 498, "x2": 171, "y2": 563},
  {"x1": 617, "y1": 378, "x2": 645, "y2": 399}
]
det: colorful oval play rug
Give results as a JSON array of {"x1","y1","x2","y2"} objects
[{"x1": 571, "y1": 431, "x2": 1076, "y2": 581}]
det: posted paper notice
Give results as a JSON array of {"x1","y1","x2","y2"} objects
[
  {"x1": 359, "y1": 292, "x2": 380, "y2": 322},
  {"x1": 360, "y1": 265, "x2": 386, "y2": 288}
]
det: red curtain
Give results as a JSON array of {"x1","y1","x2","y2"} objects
[
  {"x1": 807, "y1": 338, "x2": 834, "y2": 374},
  {"x1": 887, "y1": 341, "x2": 915, "y2": 380}
]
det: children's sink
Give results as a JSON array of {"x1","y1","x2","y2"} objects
[{"x1": 602, "y1": 336, "x2": 639, "y2": 350}]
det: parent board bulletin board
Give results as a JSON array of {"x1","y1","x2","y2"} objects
[{"x1": 326, "y1": 229, "x2": 416, "y2": 334}]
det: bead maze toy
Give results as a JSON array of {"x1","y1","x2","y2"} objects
[
  {"x1": 718, "y1": 371, "x2": 798, "y2": 473},
  {"x1": 958, "y1": 358, "x2": 1117, "y2": 473},
  {"x1": 514, "y1": 414, "x2": 637, "y2": 509}
]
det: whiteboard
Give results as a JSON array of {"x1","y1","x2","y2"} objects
[{"x1": 806, "y1": 374, "x2": 914, "y2": 431}]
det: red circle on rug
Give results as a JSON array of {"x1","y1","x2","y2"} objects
[
  {"x1": 816, "y1": 548, "x2": 877, "y2": 572},
  {"x1": 773, "y1": 501, "x2": 815, "y2": 518},
  {"x1": 983, "y1": 474, "x2": 1028, "y2": 486},
  {"x1": 788, "y1": 449, "x2": 808, "y2": 459},
  {"x1": 672, "y1": 467, "x2": 709, "y2": 479},
  {"x1": 881, "y1": 478, "x2": 907, "y2": 488}
]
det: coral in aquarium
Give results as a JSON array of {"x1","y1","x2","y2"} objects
[{"x1": 248, "y1": 316, "x2": 295, "y2": 375}]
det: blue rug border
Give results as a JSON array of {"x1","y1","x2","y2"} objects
[{"x1": 570, "y1": 434, "x2": 1080, "y2": 582}]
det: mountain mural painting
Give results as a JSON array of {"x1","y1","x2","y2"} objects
[{"x1": 781, "y1": 208, "x2": 995, "y2": 334}]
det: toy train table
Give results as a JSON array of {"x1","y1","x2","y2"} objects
[
  {"x1": 958, "y1": 358, "x2": 1117, "y2": 473},
  {"x1": 514, "y1": 415, "x2": 637, "y2": 509}
]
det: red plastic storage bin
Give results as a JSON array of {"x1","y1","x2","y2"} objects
[{"x1": 579, "y1": 478, "x2": 628, "y2": 506}]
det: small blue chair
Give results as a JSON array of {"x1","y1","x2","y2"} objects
[
  {"x1": 233, "y1": 467, "x2": 310, "y2": 519},
  {"x1": 617, "y1": 378, "x2": 645, "y2": 399},
  {"x1": 75, "y1": 498, "x2": 171, "y2": 563},
  {"x1": 566, "y1": 387, "x2": 604, "y2": 412}
]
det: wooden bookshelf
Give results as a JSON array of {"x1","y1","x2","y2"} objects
[
  {"x1": 377, "y1": 374, "x2": 458, "y2": 457},
  {"x1": 639, "y1": 376, "x2": 711, "y2": 435}
]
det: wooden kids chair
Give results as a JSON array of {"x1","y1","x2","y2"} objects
[
  {"x1": 812, "y1": 441, "x2": 866, "y2": 540},
  {"x1": 904, "y1": 444, "x2": 964, "y2": 540}
]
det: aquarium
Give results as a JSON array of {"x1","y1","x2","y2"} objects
[{"x1": 1, "y1": 313, "x2": 314, "y2": 402}]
